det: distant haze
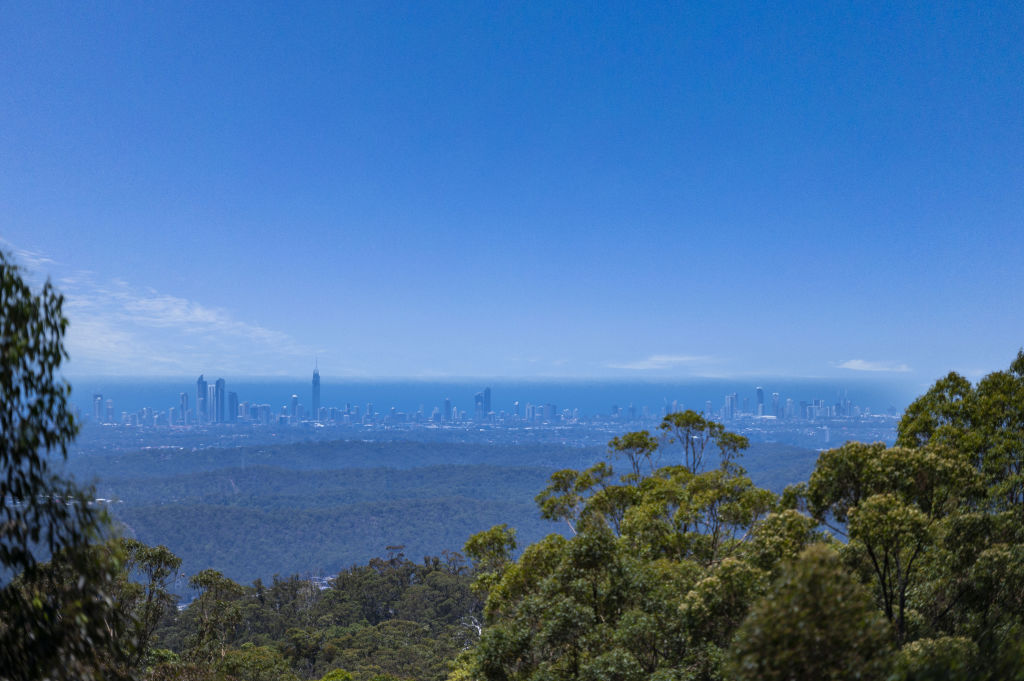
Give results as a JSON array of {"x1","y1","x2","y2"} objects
[{"x1": 71, "y1": 377, "x2": 919, "y2": 419}]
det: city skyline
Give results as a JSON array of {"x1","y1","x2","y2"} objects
[
  {"x1": 3, "y1": 3, "x2": 1021, "y2": 382},
  {"x1": 78, "y1": 366, "x2": 902, "y2": 454},
  {"x1": 80, "y1": 365, "x2": 908, "y2": 428}
]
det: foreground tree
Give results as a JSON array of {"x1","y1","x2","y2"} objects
[
  {"x1": 455, "y1": 412, "x2": 814, "y2": 681},
  {"x1": 892, "y1": 356, "x2": 1024, "y2": 674},
  {"x1": 897, "y1": 351, "x2": 1024, "y2": 510},
  {"x1": 0, "y1": 250, "x2": 129, "y2": 680},
  {"x1": 795, "y1": 352, "x2": 1024, "y2": 674},
  {"x1": 726, "y1": 543, "x2": 892, "y2": 681},
  {"x1": 457, "y1": 357, "x2": 1024, "y2": 681}
]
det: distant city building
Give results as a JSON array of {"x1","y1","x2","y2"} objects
[
  {"x1": 725, "y1": 393, "x2": 738, "y2": 420},
  {"x1": 215, "y1": 378, "x2": 226, "y2": 423},
  {"x1": 84, "y1": 372, "x2": 892, "y2": 454},
  {"x1": 312, "y1": 365, "x2": 321, "y2": 422},
  {"x1": 196, "y1": 375, "x2": 208, "y2": 423}
]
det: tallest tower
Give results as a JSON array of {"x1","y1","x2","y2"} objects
[
  {"x1": 312, "y1": 362, "x2": 321, "y2": 423},
  {"x1": 196, "y1": 375, "x2": 208, "y2": 424}
]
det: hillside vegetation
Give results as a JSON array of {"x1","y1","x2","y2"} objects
[
  {"x1": 64, "y1": 440, "x2": 815, "y2": 588},
  {"x1": 451, "y1": 352, "x2": 1024, "y2": 681}
]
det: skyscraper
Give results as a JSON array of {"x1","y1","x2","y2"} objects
[
  {"x1": 483, "y1": 387, "x2": 492, "y2": 415},
  {"x1": 228, "y1": 391, "x2": 238, "y2": 423},
  {"x1": 196, "y1": 375, "x2": 208, "y2": 423},
  {"x1": 179, "y1": 392, "x2": 189, "y2": 425},
  {"x1": 725, "y1": 392, "x2": 738, "y2": 420},
  {"x1": 215, "y1": 378, "x2": 226, "y2": 423},
  {"x1": 93, "y1": 394, "x2": 103, "y2": 423},
  {"x1": 756, "y1": 386, "x2": 764, "y2": 416},
  {"x1": 312, "y1": 365, "x2": 321, "y2": 422}
]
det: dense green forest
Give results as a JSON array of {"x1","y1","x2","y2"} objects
[
  {"x1": 119, "y1": 495, "x2": 543, "y2": 587},
  {"x1": 65, "y1": 440, "x2": 603, "y2": 477},
  {"x1": 63, "y1": 439, "x2": 815, "y2": 588},
  {"x1": 149, "y1": 550, "x2": 482, "y2": 681}
]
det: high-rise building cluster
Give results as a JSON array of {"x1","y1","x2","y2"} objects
[
  {"x1": 87, "y1": 369, "x2": 879, "y2": 434},
  {"x1": 706, "y1": 387, "x2": 866, "y2": 422}
]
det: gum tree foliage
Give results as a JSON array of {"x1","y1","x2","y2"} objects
[
  {"x1": 457, "y1": 411, "x2": 818, "y2": 681},
  {"x1": 109, "y1": 539, "x2": 183, "y2": 675},
  {"x1": 150, "y1": 551, "x2": 482, "y2": 681},
  {"x1": 897, "y1": 350, "x2": 1024, "y2": 510},
  {"x1": 185, "y1": 569, "x2": 248, "y2": 664},
  {"x1": 893, "y1": 352, "x2": 1024, "y2": 661},
  {"x1": 792, "y1": 352, "x2": 1024, "y2": 674},
  {"x1": 459, "y1": 360, "x2": 1024, "y2": 681},
  {"x1": 802, "y1": 441, "x2": 978, "y2": 646},
  {"x1": 726, "y1": 543, "x2": 893, "y2": 681},
  {"x1": 0, "y1": 250, "x2": 93, "y2": 574},
  {"x1": 0, "y1": 251, "x2": 129, "y2": 680}
]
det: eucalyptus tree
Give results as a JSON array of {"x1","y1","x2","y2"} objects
[
  {"x1": 727, "y1": 544, "x2": 892, "y2": 681},
  {"x1": 0, "y1": 250, "x2": 128, "y2": 680},
  {"x1": 457, "y1": 413, "x2": 811, "y2": 681}
]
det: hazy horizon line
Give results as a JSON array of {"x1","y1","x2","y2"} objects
[{"x1": 64, "y1": 373, "x2": 921, "y2": 385}]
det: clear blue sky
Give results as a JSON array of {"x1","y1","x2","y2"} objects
[{"x1": 2, "y1": 2, "x2": 1021, "y2": 385}]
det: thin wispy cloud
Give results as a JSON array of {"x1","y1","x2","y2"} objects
[
  {"x1": 3, "y1": 243, "x2": 312, "y2": 376},
  {"x1": 837, "y1": 359, "x2": 912, "y2": 373},
  {"x1": 606, "y1": 354, "x2": 715, "y2": 371},
  {"x1": 0, "y1": 239, "x2": 56, "y2": 270}
]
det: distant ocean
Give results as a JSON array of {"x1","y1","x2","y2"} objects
[{"x1": 68, "y1": 376, "x2": 923, "y2": 419}]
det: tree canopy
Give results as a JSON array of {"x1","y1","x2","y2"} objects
[
  {"x1": 0, "y1": 250, "x2": 130, "y2": 680},
  {"x1": 457, "y1": 357, "x2": 1024, "y2": 680}
]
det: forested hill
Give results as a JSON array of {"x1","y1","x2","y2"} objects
[
  {"x1": 64, "y1": 439, "x2": 605, "y2": 478},
  {"x1": 63, "y1": 439, "x2": 818, "y2": 589},
  {"x1": 65, "y1": 438, "x2": 817, "y2": 486}
]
